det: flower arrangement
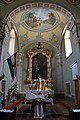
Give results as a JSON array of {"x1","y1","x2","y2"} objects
[
  {"x1": 47, "y1": 92, "x2": 54, "y2": 99},
  {"x1": 34, "y1": 98, "x2": 44, "y2": 105},
  {"x1": 7, "y1": 84, "x2": 19, "y2": 101}
]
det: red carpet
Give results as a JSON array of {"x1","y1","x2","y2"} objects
[
  {"x1": 59, "y1": 100, "x2": 71, "y2": 109},
  {"x1": 6, "y1": 100, "x2": 22, "y2": 109}
]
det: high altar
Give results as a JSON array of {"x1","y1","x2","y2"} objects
[
  {"x1": 24, "y1": 42, "x2": 54, "y2": 94},
  {"x1": 26, "y1": 78, "x2": 54, "y2": 91}
]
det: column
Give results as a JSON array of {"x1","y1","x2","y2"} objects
[
  {"x1": 0, "y1": 10, "x2": 6, "y2": 79},
  {"x1": 17, "y1": 52, "x2": 23, "y2": 92},
  {"x1": 28, "y1": 56, "x2": 32, "y2": 79},
  {"x1": 55, "y1": 53, "x2": 63, "y2": 92},
  {"x1": 47, "y1": 55, "x2": 51, "y2": 79},
  {"x1": 0, "y1": 10, "x2": 6, "y2": 101},
  {"x1": 75, "y1": 20, "x2": 80, "y2": 104},
  {"x1": 0, "y1": 11, "x2": 6, "y2": 109}
]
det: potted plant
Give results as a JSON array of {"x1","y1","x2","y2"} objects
[{"x1": 7, "y1": 84, "x2": 19, "y2": 101}]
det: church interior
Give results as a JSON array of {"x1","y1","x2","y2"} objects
[{"x1": 0, "y1": 0, "x2": 80, "y2": 119}]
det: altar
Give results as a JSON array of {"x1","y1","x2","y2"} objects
[
  {"x1": 23, "y1": 47, "x2": 54, "y2": 118},
  {"x1": 26, "y1": 90, "x2": 54, "y2": 100},
  {"x1": 25, "y1": 90, "x2": 54, "y2": 118},
  {"x1": 25, "y1": 78, "x2": 54, "y2": 91},
  {"x1": 25, "y1": 77, "x2": 54, "y2": 102}
]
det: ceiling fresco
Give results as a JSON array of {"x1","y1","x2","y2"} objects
[
  {"x1": 6, "y1": 2, "x2": 75, "y2": 44},
  {"x1": 0, "y1": 1, "x2": 78, "y2": 55},
  {"x1": 21, "y1": 8, "x2": 60, "y2": 32}
]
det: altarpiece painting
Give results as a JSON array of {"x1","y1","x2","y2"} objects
[{"x1": 32, "y1": 53, "x2": 47, "y2": 79}]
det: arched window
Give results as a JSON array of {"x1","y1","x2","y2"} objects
[
  {"x1": 8, "y1": 28, "x2": 15, "y2": 55},
  {"x1": 64, "y1": 29, "x2": 72, "y2": 58}
]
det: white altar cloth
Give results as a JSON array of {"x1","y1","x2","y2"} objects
[
  {"x1": 34, "y1": 104, "x2": 44, "y2": 118},
  {"x1": 26, "y1": 91, "x2": 45, "y2": 100},
  {"x1": 26, "y1": 90, "x2": 54, "y2": 118},
  {"x1": 26, "y1": 90, "x2": 54, "y2": 100}
]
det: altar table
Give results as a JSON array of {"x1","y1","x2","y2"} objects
[
  {"x1": 34, "y1": 104, "x2": 44, "y2": 118},
  {"x1": 25, "y1": 90, "x2": 54, "y2": 118},
  {"x1": 26, "y1": 97, "x2": 53, "y2": 118}
]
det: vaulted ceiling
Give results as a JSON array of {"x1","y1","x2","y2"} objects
[{"x1": 0, "y1": 0, "x2": 80, "y2": 55}]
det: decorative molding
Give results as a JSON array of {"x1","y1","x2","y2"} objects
[
  {"x1": 27, "y1": 43, "x2": 51, "y2": 57},
  {"x1": 26, "y1": 51, "x2": 51, "y2": 79},
  {"x1": 67, "y1": 0, "x2": 80, "y2": 5},
  {"x1": 0, "y1": 13, "x2": 6, "y2": 40},
  {"x1": 49, "y1": 32, "x2": 60, "y2": 50},
  {"x1": 3, "y1": 0, "x2": 15, "y2": 4},
  {"x1": 7, "y1": 2, "x2": 75, "y2": 24}
]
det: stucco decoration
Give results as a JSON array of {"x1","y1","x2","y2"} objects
[
  {"x1": 27, "y1": 46, "x2": 51, "y2": 56},
  {"x1": 67, "y1": 0, "x2": 80, "y2": 4},
  {"x1": 3, "y1": 0, "x2": 15, "y2": 3},
  {"x1": 20, "y1": 8, "x2": 60, "y2": 32}
]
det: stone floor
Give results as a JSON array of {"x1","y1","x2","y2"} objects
[
  {"x1": 16, "y1": 102, "x2": 70, "y2": 120},
  {"x1": 3, "y1": 97, "x2": 75, "y2": 120}
]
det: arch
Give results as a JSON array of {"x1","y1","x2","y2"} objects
[{"x1": 7, "y1": 2, "x2": 75, "y2": 24}]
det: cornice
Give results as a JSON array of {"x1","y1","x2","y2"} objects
[{"x1": 0, "y1": 0, "x2": 80, "y2": 19}]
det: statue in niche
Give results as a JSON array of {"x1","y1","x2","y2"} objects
[{"x1": 32, "y1": 53, "x2": 47, "y2": 79}]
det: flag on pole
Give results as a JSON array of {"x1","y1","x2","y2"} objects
[{"x1": 7, "y1": 53, "x2": 17, "y2": 81}]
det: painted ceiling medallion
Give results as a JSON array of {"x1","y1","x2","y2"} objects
[{"x1": 21, "y1": 8, "x2": 59, "y2": 32}]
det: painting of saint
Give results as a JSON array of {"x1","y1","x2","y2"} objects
[
  {"x1": 21, "y1": 8, "x2": 59, "y2": 32},
  {"x1": 32, "y1": 53, "x2": 47, "y2": 79}
]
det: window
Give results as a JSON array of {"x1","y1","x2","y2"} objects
[
  {"x1": 8, "y1": 28, "x2": 15, "y2": 55},
  {"x1": 64, "y1": 30, "x2": 72, "y2": 58}
]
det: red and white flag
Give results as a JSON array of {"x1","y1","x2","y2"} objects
[{"x1": 7, "y1": 52, "x2": 17, "y2": 81}]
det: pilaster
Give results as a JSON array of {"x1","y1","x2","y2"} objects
[
  {"x1": 17, "y1": 52, "x2": 23, "y2": 92},
  {"x1": 55, "y1": 53, "x2": 63, "y2": 92},
  {"x1": 0, "y1": 10, "x2": 6, "y2": 82}
]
